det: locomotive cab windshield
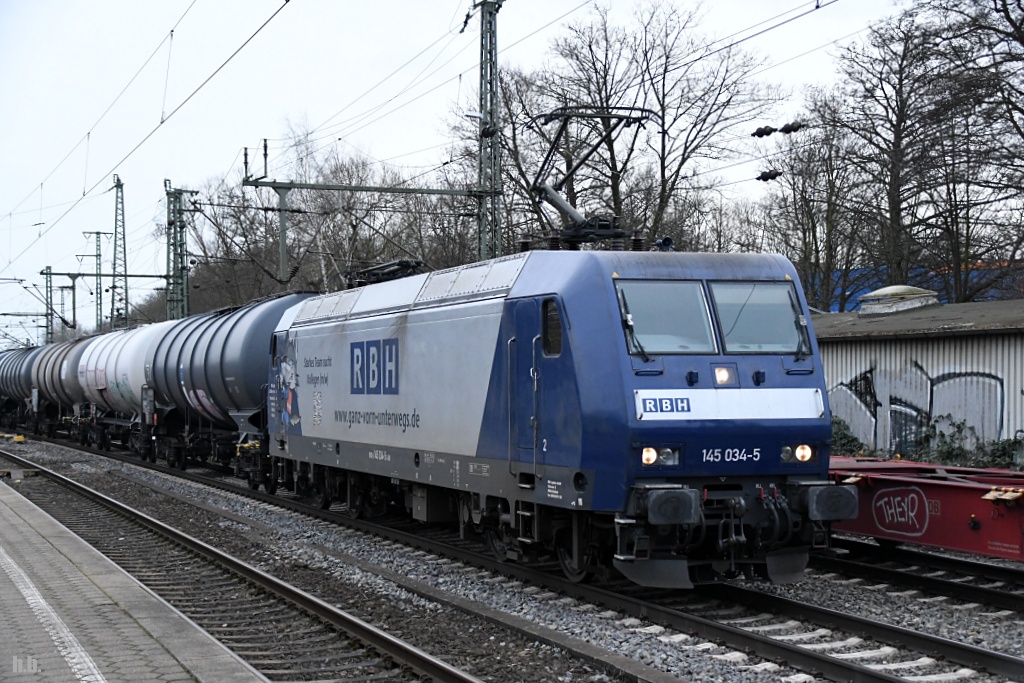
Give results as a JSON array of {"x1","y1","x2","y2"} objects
[
  {"x1": 614, "y1": 279, "x2": 813, "y2": 356},
  {"x1": 708, "y1": 281, "x2": 812, "y2": 355},
  {"x1": 614, "y1": 280, "x2": 716, "y2": 354}
]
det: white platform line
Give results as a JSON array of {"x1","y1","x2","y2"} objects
[{"x1": 0, "y1": 545, "x2": 108, "y2": 682}]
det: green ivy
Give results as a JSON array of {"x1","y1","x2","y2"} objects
[
  {"x1": 910, "y1": 414, "x2": 1023, "y2": 470},
  {"x1": 831, "y1": 417, "x2": 865, "y2": 456}
]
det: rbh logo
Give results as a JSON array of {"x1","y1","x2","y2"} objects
[
  {"x1": 351, "y1": 338, "x2": 399, "y2": 394},
  {"x1": 642, "y1": 397, "x2": 691, "y2": 413}
]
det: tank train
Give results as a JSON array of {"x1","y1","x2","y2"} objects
[{"x1": 0, "y1": 250, "x2": 858, "y2": 588}]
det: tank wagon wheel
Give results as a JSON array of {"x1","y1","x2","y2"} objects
[{"x1": 247, "y1": 475, "x2": 260, "y2": 491}]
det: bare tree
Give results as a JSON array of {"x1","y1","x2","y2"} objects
[
  {"x1": 543, "y1": 5, "x2": 645, "y2": 225},
  {"x1": 633, "y1": 1, "x2": 782, "y2": 240},
  {"x1": 755, "y1": 90, "x2": 868, "y2": 311},
  {"x1": 830, "y1": 11, "x2": 947, "y2": 286}
]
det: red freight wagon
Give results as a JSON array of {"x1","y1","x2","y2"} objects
[{"x1": 830, "y1": 456, "x2": 1024, "y2": 561}]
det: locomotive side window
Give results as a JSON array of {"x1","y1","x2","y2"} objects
[
  {"x1": 542, "y1": 298, "x2": 562, "y2": 356},
  {"x1": 614, "y1": 280, "x2": 715, "y2": 355},
  {"x1": 709, "y1": 281, "x2": 810, "y2": 354}
]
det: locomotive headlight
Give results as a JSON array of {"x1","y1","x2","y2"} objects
[
  {"x1": 713, "y1": 365, "x2": 737, "y2": 386},
  {"x1": 781, "y1": 444, "x2": 814, "y2": 463},
  {"x1": 642, "y1": 447, "x2": 679, "y2": 467}
]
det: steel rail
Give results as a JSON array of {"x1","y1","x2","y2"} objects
[
  {"x1": 829, "y1": 536, "x2": 1024, "y2": 585},
  {"x1": 812, "y1": 553, "x2": 1024, "y2": 613},
  {"x1": 702, "y1": 583, "x2": 1024, "y2": 680}
]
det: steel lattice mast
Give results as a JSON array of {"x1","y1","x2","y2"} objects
[
  {"x1": 82, "y1": 230, "x2": 110, "y2": 329},
  {"x1": 164, "y1": 179, "x2": 191, "y2": 320},
  {"x1": 477, "y1": 0, "x2": 503, "y2": 260},
  {"x1": 111, "y1": 175, "x2": 128, "y2": 329}
]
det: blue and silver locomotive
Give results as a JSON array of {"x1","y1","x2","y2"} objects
[{"x1": 265, "y1": 249, "x2": 857, "y2": 587}]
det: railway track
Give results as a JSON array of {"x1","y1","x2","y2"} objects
[
  {"x1": 10, "y1": 438, "x2": 1024, "y2": 682},
  {"x1": 0, "y1": 449, "x2": 483, "y2": 683},
  {"x1": 813, "y1": 536, "x2": 1024, "y2": 613}
]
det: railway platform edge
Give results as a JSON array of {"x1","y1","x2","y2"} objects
[{"x1": 0, "y1": 475, "x2": 271, "y2": 683}]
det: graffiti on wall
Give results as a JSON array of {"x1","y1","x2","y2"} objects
[{"x1": 828, "y1": 361, "x2": 1004, "y2": 453}]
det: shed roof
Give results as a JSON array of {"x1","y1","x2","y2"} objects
[{"x1": 813, "y1": 298, "x2": 1024, "y2": 340}]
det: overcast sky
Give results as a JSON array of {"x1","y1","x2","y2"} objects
[{"x1": 0, "y1": 0, "x2": 900, "y2": 345}]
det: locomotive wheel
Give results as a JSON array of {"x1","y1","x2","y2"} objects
[
  {"x1": 343, "y1": 491, "x2": 364, "y2": 518},
  {"x1": 313, "y1": 466, "x2": 332, "y2": 509},
  {"x1": 556, "y1": 543, "x2": 595, "y2": 584},
  {"x1": 265, "y1": 462, "x2": 279, "y2": 495},
  {"x1": 485, "y1": 528, "x2": 511, "y2": 562},
  {"x1": 555, "y1": 524, "x2": 597, "y2": 583}
]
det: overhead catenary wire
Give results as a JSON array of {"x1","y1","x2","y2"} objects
[
  {"x1": 0, "y1": 0, "x2": 292, "y2": 279},
  {"x1": 2, "y1": 0, "x2": 201, "y2": 223},
  {"x1": 264, "y1": 0, "x2": 594, "y2": 184},
  {"x1": 264, "y1": 0, "x2": 860, "y2": 200}
]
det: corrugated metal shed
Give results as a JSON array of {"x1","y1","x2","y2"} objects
[{"x1": 812, "y1": 298, "x2": 1024, "y2": 454}]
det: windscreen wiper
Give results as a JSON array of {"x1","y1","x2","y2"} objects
[
  {"x1": 787, "y1": 288, "x2": 812, "y2": 361},
  {"x1": 617, "y1": 287, "x2": 651, "y2": 362}
]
